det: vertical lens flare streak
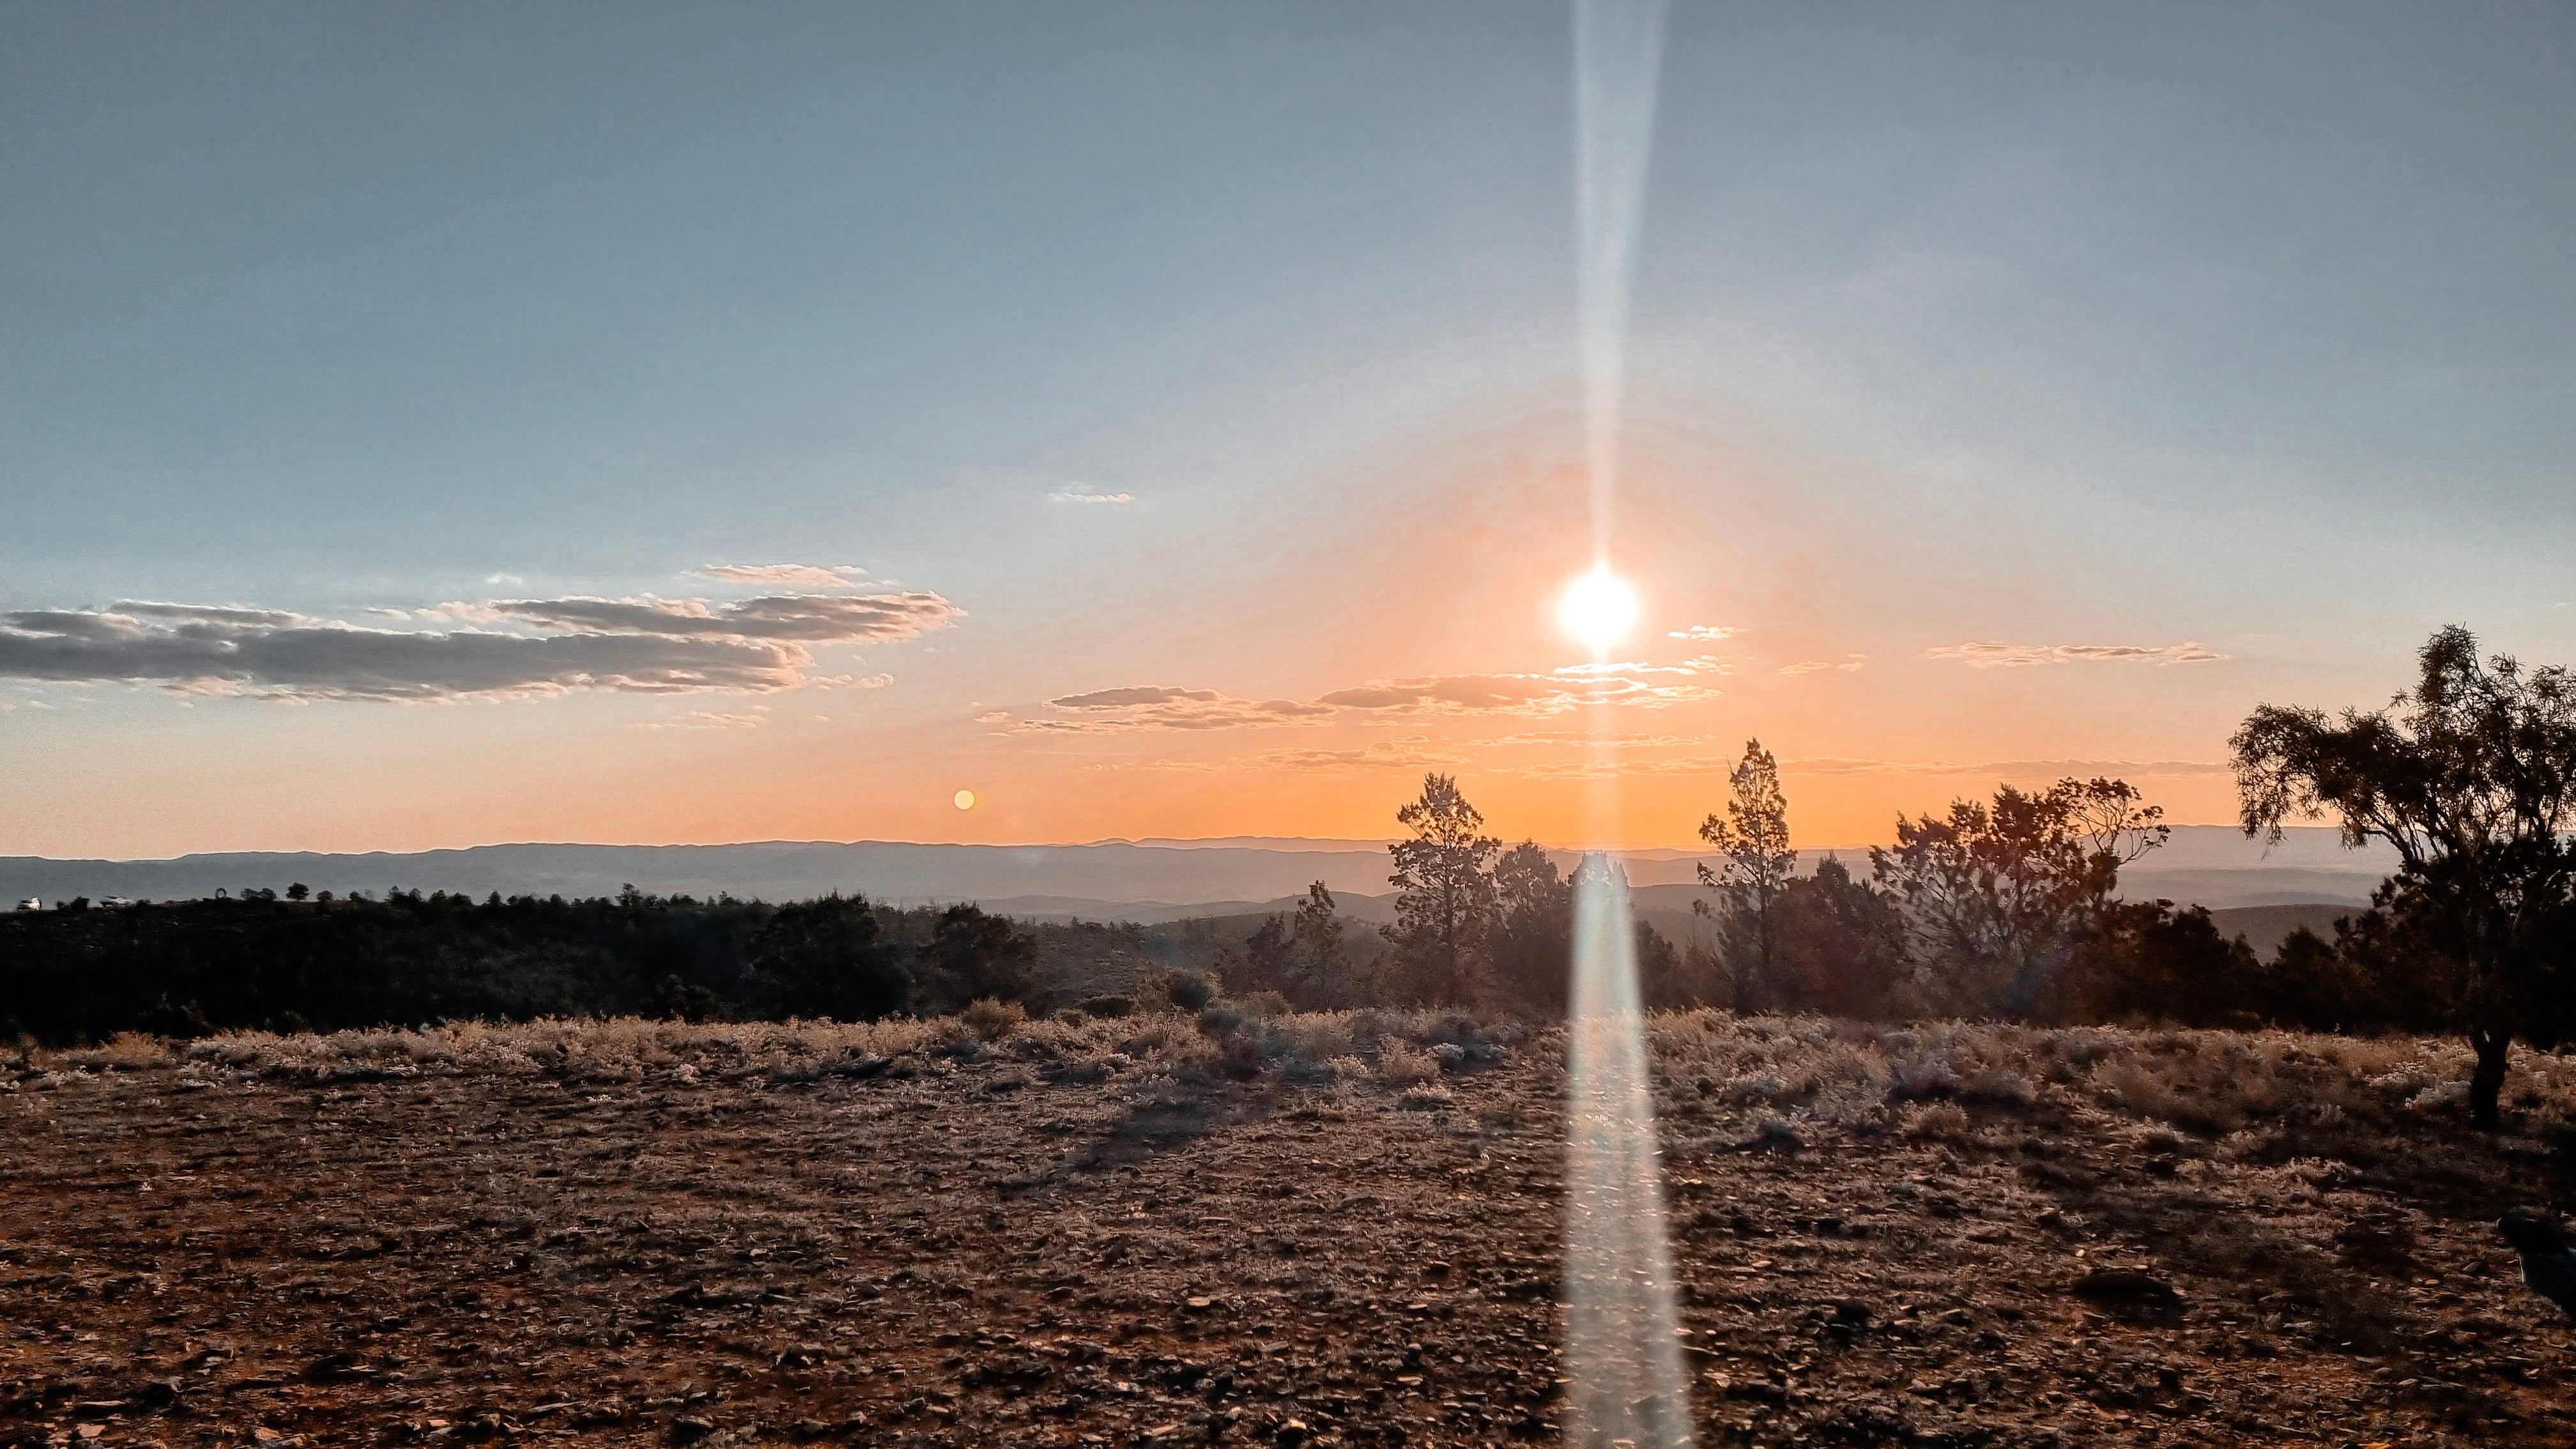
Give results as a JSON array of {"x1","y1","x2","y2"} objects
[
  {"x1": 1565, "y1": 854, "x2": 1696, "y2": 1447},
  {"x1": 1568, "y1": 2, "x2": 1689, "y2": 1446},
  {"x1": 1575, "y1": 0, "x2": 1669, "y2": 558}
]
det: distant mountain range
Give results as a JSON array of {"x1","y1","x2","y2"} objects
[{"x1": 3, "y1": 826, "x2": 2400, "y2": 923}]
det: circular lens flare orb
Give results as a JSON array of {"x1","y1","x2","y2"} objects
[{"x1": 1557, "y1": 565, "x2": 1640, "y2": 653}]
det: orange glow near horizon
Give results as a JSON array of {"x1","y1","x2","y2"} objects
[{"x1": 0, "y1": 431, "x2": 2267, "y2": 861}]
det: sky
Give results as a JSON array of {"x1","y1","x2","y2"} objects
[{"x1": 3, "y1": 1, "x2": 2572, "y2": 859}]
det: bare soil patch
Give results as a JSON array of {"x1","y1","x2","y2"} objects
[{"x1": 3, "y1": 1014, "x2": 2572, "y2": 1446}]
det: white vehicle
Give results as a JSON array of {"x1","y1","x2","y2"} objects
[{"x1": 15, "y1": 898, "x2": 40, "y2": 912}]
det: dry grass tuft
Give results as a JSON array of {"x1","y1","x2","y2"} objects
[{"x1": 960, "y1": 997, "x2": 1026, "y2": 1041}]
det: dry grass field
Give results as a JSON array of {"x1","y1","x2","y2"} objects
[{"x1": 5, "y1": 1009, "x2": 2575, "y2": 1447}]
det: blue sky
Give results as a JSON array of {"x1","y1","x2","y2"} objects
[{"x1": 3, "y1": 2, "x2": 2570, "y2": 855}]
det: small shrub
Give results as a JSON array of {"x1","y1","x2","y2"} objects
[
  {"x1": 961, "y1": 998, "x2": 1026, "y2": 1041},
  {"x1": 1906, "y1": 1101, "x2": 1970, "y2": 1140},
  {"x1": 1886, "y1": 1048, "x2": 1961, "y2": 1103},
  {"x1": 1119, "y1": 1017, "x2": 1205, "y2": 1064},
  {"x1": 1962, "y1": 1068, "x2": 2034, "y2": 1108},
  {"x1": 1162, "y1": 973, "x2": 1216, "y2": 1012},
  {"x1": 1238, "y1": 990, "x2": 1292, "y2": 1018},
  {"x1": 2405, "y1": 1079, "x2": 2467, "y2": 1114},
  {"x1": 1275, "y1": 1014, "x2": 1358, "y2": 1062},
  {"x1": 1420, "y1": 1012, "x2": 1505, "y2": 1065},
  {"x1": 1078, "y1": 994, "x2": 1135, "y2": 1019},
  {"x1": 1377, "y1": 1037, "x2": 1440, "y2": 1087}
]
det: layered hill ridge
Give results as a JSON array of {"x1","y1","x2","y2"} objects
[{"x1": 4, "y1": 827, "x2": 2399, "y2": 926}]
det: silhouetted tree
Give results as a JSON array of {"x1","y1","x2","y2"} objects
[
  {"x1": 1634, "y1": 919, "x2": 1690, "y2": 1009},
  {"x1": 653, "y1": 973, "x2": 726, "y2": 1024},
  {"x1": 2059, "y1": 900, "x2": 2262, "y2": 1026},
  {"x1": 743, "y1": 893, "x2": 908, "y2": 1020},
  {"x1": 2252, "y1": 912, "x2": 2457, "y2": 1034},
  {"x1": 1490, "y1": 841, "x2": 1574, "y2": 1013},
  {"x1": 1768, "y1": 855, "x2": 1909, "y2": 1018},
  {"x1": 1236, "y1": 912, "x2": 1298, "y2": 997},
  {"x1": 919, "y1": 904, "x2": 1038, "y2": 1012},
  {"x1": 1290, "y1": 881, "x2": 1353, "y2": 1007},
  {"x1": 286, "y1": 883, "x2": 309, "y2": 901},
  {"x1": 1383, "y1": 774, "x2": 1500, "y2": 1006},
  {"x1": 2234, "y1": 625, "x2": 2576, "y2": 1129},
  {"x1": 1871, "y1": 778, "x2": 2166, "y2": 1017},
  {"x1": 1698, "y1": 739, "x2": 1797, "y2": 1012}
]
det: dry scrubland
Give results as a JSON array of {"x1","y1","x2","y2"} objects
[{"x1": 4, "y1": 1009, "x2": 2575, "y2": 1448}]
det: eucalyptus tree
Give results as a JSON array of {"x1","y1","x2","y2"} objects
[{"x1": 2234, "y1": 625, "x2": 2576, "y2": 1130}]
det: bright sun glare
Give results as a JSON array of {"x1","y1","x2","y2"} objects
[{"x1": 1557, "y1": 566, "x2": 1639, "y2": 653}]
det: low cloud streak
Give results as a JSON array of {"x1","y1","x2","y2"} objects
[
  {"x1": 694, "y1": 563, "x2": 869, "y2": 588},
  {"x1": 491, "y1": 592, "x2": 961, "y2": 643},
  {"x1": 1928, "y1": 640, "x2": 2225, "y2": 668}
]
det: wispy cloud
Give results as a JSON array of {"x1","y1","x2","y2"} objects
[
  {"x1": 1552, "y1": 656, "x2": 1729, "y2": 678},
  {"x1": 1320, "y1": 671, "x2": 1717, "y2": 716},
  {"x1": 0, "y1": 589, "x2": 959, "y2": 703},
  {"x1": 1668, "y1": 624, "x2": 1740, "y2": 641},
  {"x1": 695, "y1": 563, "x2": 869, "y2": 588},
  {"x1": 1482, "y1": 730, "x2": 1708, "y2": 748},
  {"x1": 1046, "y1": 487, "x2": 1135, "y2": 505},
  {"x1": 640, "y1": 709, "x2": 768, "y2": 730},
  {"x1": 1027, "y1": 686, "x2": 1336, "y2": 731},
  {"x1": 1255, "y1": 738, "x2": 1464, "y2": 772},
  {"x1": 1926, "y1": 641, "x2": 2226, "y2": 668},
  {"x1": 0, "y1": 604, "x2": 804, "y2": 701},
  {"x1": 1493, "y1": 748, "x2": 1790, "y2": 779},
  {"x1": 489, "y1": 592, "x2": 961, "y2": 643},
  {"x1": 1777, "y1": 655, "x2": 1866, "y2": 676},
  {"x1": 1029, "y1": 665, "x2": 1722, "y2": 732}
]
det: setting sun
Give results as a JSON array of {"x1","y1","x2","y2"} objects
[{"x1": 1557, "y1": 565, "x2": 1641, "y2": 654}]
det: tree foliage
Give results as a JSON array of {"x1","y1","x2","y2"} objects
[
  {"x1": 2234, "y1": 624, "x2": 2576, "y2": 1128},
  {"x1": 0, "y1": 889, "x2": 1036, "y2": 1043},
  {"x1": 1383, "y1": 774, "x2": 1501, "y2": 1005},
  {"x1": 1489, "y1": 840, "x2": 1574, "y2": 1013},
  {"x1": 1697, "y1": 739, "x2": 1798, "y2": 1011},
  {"x1": 742, "y1": 893, "x2": 909, "y2": 1020},
  {"x1": 1870, "y1": 778, "x2": 2167, "y2": 1016}
]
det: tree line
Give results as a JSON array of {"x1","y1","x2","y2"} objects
[
  {"x1": 1288, "y1": 625, "x2": 2571, "y2": 1133},
  {"x1": 1245, "y1": 760, "x2": 2241, "y2": 1029},
  {"x1": 0, "y1": 889, "x2": 1059, "y2": 1043}
]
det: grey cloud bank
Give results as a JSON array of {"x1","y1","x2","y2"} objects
[{"x1": 0, "y1": 590, "x2": 962, "y2": 702}]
